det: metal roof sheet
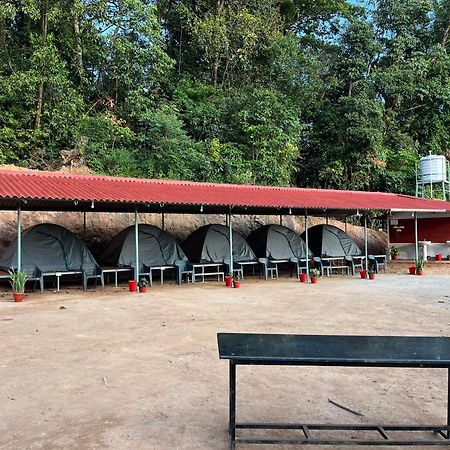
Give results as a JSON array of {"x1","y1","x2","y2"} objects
[{"x1": 0, "y1": 169, "x2": 449, "y2": 214}]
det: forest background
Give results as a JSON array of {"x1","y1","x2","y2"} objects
[{"x1": 1, "y1": 0, "x2": 449, "y2": 194}]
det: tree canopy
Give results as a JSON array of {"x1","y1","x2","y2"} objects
[{"x1": 1, "y1": 0, "x2": 449, "y2": 193}]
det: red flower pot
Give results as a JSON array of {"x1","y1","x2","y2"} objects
[
  {"x1": 225, "y1": 276, "x2": 232, "y2": 287},
  {"x1": 436, "y1": 254, "x2": 443, "y2": 262},
  {"x1": 359, "y1": 271, "x2": 367, "y2": 279},
  {"x1": 233, "y1": 280, "x2": 241, "y2": 288},
  {"x1": 139, "y1": 286, "x2": 147, "y2": 293},
  {"x1": 299, "y1": 273, "x2": 307, "y2": 283},
  {"x1": 369, "y1": 273, "x2": 375, "y2": 280},
  {"x1": 408, "y1": 266, "x2": 416, "y2": 275},
  {"x1": 392, "y1": 255, "x2": 398, "y2": 260},
  {"x1": 128, "y1": 280, "x2": 137, "y2": 292},
  {"x1": 416, "y1": 269, "x2": 423, "y2": 276},
  {"x1": 13, "y1": 293, "x2": 25, "y2": 302},
  {"x1": 311, "y1": 277, "x2": 317, "y2": 284}
]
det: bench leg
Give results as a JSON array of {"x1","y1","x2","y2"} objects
[
  {"x1": 229, "y1": 361, "x2": 236, "y2": 449},
  {"x1": 447, "y1": 368, "x2": 450, "y2": 439}
]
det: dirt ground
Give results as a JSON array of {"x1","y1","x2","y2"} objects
[{"x1": 0, "y1": 274, "x2": 449, "y2": 450}]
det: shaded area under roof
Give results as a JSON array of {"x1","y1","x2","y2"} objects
[{"x1": 0, "y1": 170, "x2": 449, "y2": 215}]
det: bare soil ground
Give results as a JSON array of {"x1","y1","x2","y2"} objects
[{"x1": 0, "y1": 274, "x2": 449, "y2": 450}]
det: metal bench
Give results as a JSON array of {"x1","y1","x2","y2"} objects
[{"x1": 218, "y1": 333, "x2": 450, "y2": 448}]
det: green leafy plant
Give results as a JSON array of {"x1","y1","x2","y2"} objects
[
  {"x1": 138, "y1": 278, "x2": 150, "y2": 287},
  {"x1": 368, "y1": 270, "x2": 376, "y2": 275},
  {"x1": 8, "y1": 269, "x2": 28, "y2": 293},
  {"x1": 232, "y1": 273, "x2": 240, "y2": 281},
  {"x1": 310, "y1": 268, "x2": 320, "y2": 277},
  {"x1": 415, "y1": 259, "x2": 424, "y2": 270},
  {"x1": 389, "y1": 246, "x2": 400, "y2": 257}
]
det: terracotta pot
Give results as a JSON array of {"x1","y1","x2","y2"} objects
[
  {"x1": 311, "y1": 277, "x2": 317, "y2": 284},
  {"x1": 233, "y1": 280, "x2": 241, "y2": 288},
  {"x1": 299, "y1": 273, "x2": 307, "y2": 283},
  {"x1": 436, "y1": 254, "x2": 443, "y2": 262},
  {"x1": 359, "y1": 271, "x2": 367, "y2": 279},
  {"x1": 408, "y1": 266, "x2": 416, "y2": 275},
  {"x1": 139, "y1": 286, "x2": 147, "y2": 293},
  {"x1": 13, "y1": 292, "x2": 25, "y2": 302},
  {"x1": 128, "y1": 280, "x2": 137, "y2": 292},
  {"x1": 225, "y1": 275, "x2": 232, "y2": 287},
  {"x1": 369, "y1": 273, "x2": 375, "y2": 280},
  {"x1": 416, "y1": 269, "x2": 423, "y2": 276}
]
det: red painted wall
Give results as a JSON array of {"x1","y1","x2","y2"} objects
[{"x1": 390, "y1": 217, "x2": 450, "y2": 243}]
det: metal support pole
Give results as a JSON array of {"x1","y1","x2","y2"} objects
[
  {"x1": 305, "y1": 211, "x2": 310, "y2": 280},
  {"x1": 387, "y1": 215, "x2": 390, "y2": 259},
  {"x1": 228, "y1": 213, "x2": 233, "y2": 276},
  {"x1": 134, "y1": 210, "x2": 139, "y2": 282},
  {"x1": 344, "y1": 216, "x2": 348, "y2": 234},
  {"x1": 161, "y1": 212, "x2": 165, "y2": 230},
  {"x1": 229, "y1": 361, "x2": 236, "y2": 449},
  {"x1": 17, "y1": 207, "x2": 22, "y2": 271},
  {"x1": 414, "y1": 213, "x2": 419, "y2": 261},
  {"x1": 364, "y1": 215, "x2": 368, "y2": 272},
  {"x1": 83, "y1": 211, "x2": 87, "y2": 241},
  {"x1": 279, "y1": 214, "x2": 283, "y2": 226},
  {"x1": 326, "y1": 215, "x2": 329, "y2": 225},
  {"x1": 447, "y1": 368, "x2": 450, "y2": 437}
]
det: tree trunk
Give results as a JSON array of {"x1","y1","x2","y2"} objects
[
  {"x1": 73, "y1": 3, "x2": 83, "y2": 81},
  {"x1": 35, "y1": 0, "x2": 49, "y2": 130}
]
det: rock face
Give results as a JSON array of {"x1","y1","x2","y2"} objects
[{"x1": 0, "y1": 211, "x2": 387, "y2": 259}]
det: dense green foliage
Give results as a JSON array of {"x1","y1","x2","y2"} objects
[{"x1": 1, "y1": 0, "x2": 449, "y2": 192}]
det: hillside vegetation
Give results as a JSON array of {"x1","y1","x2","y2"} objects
[{"x1": 1, "y1": 0, "x2": 449, "y2": 193}]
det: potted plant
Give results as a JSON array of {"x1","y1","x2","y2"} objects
[
  {"x1": 299, "y1": 272, "x2": 307, "y2": 283},
  {"x1": 9, "y1": 269, "x2": 28, "y2": 302},
  {"x1": 408, "y1": 265, "x2": 416, "y2": 275},
  {"x1": 138, "y1": 278, "x2": 149, "y2": 293},
  {"x1": 415, "y1": 259, "x2": 424, "y2": 276},
  {"x1": 310, "y1": 268, "x2": 320, "y2": 284},
  {"x1": 359, "y1": 269, "x2": 367, "y2": 279},
  {"x1": 232, "y1": 274, "x2": 241, "y2": 288},
  {"x1": 128, "y1": 279, "x2": 137, "y2": 292},
  {"x1": 225, "y1": 273, "x2": 233, "y2": 287},
  {"x1": 389, "y1": 246, "x2": 400, "y2": 260},
  {"x1": 368, "y1": 270, "x2": 376, "y2": 280}
]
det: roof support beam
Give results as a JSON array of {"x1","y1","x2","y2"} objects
[
  {"x1": 364, "y1": 215, "x2": 368, "y2": 273},
  {"x1": 17, "y1": 207, "x2": 22, "y2": 272},
  {"x1": 134, "y1": 210, "x2": 139, "y2": 282},
  {"x1": 304, "y1": 211, "x2": 310, "y2": 281},
  {"x1": 228, "y1": 212, "x2": 233, "y2": 277}
]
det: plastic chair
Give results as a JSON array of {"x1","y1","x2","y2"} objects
[
  {"x1": 258, "y1": 258, "x2": 278, "y2": 280},
  {"x1": 290, "y1": 257, "x2": 308, "y2": 278},
  {"x1": 345, "y1": 256, "x2": 363, "y2": 276},
  {"x1": 82, "y1": 263, "x2": 104, "y2": 291},
  {"x1": 313, "y1": 257, "x2": 331, "y2": 277},
  {"x1": 223, "y1": 259, "x2": 243, "y2": 279},
  {"x1": 174, "y1": 260, "x2": 194, "y2": 285},
  {"x1": 368, "y1": 255, "x2": 387, "y2": 274}
]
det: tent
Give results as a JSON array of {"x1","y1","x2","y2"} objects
[
  {"x1": 0, "y1": 223, "x2": 99, "y2": 273},
  {"x1": 100, "y1": 224, "x2": 187, "y2": 270},
  {"x1": 246, "y1": 224, "x2": 311, "y2": 260},
  {"x1": 301, "y1": 224, "x2": 362, "y2": 257},
  {"x1": 182, "y1": 224, "x2": 256, "y2": 263}
]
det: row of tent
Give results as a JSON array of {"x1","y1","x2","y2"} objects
[{"x1": 0, "y1": 222, "x2": 362, "y2": 281}]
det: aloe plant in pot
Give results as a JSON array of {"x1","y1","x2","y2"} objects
[
  {"x1": 9, "y1": 269, "x2": 28, "y2": 302},
  {"x1": 415, "y1": 259, "x2": 424, "y2": 276},
  {"x1": 310, "y1": 268, "x2": 320, "y2": 284}
]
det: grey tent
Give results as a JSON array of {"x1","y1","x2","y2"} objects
[
  {"x1": 246, "y1": 225, "x2": 312, "y2": 260},
  {"x1": 0, "y1": 223, "x2": 103, "y2": 291},
  {"x1": 100, "y1": 224, "x2": 187, "y2": 270},
  {"x1": 301, "y1": 224, "x2": 362, "y2": 257},
  {"x1": 182, "y1": 224, "x2": 256, "y2": 263}
]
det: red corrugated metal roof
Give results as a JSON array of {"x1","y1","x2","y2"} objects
[{"x1": 0, "y1": 169, "x2": 449, "y2": 213}]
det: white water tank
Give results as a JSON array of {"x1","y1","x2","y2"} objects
[{"x1": 420, "y1": 155, "x2": 447, "y2": 183}]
